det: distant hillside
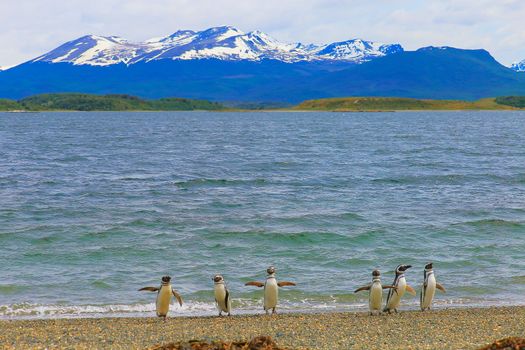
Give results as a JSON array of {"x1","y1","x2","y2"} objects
[
  {"x1": 2, "y1": 46, "x2": 525, "y2": 102},
  {"x1": 0, "y1": 98, "x2": 22, "y2": 111},
  {"x1": 309, "y1": 47, "x2": 525, "y2": 101},
  {"x1": 294, "y1": 97, "x2": 519, "y2": 111},
  {"x1": 0, "y1": 93, "x2": 226, "y2": 111},
  {"x1": 494, "y1": 96, "x2": 525, "y2": 108}
]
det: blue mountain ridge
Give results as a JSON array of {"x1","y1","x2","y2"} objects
[{"x1": 1, "y1": 46, "x2": 525, "y2": 103}]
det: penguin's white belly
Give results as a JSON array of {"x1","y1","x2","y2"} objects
[
  {"x1": 156, "y1": 287, "x2": 172, "y2": 316},
  {"x1": 264, "y1": 280, "x2": 278, "y2": 310},
  {"x1": 421, "y1": 275, "x2": 436, "y2": 309},
  {"x1": 387, "y1": 278, "x2": 406, "y2": 310},
  {"x1": 369, "y1": 283, "x2": 383, "y2": 312},
  {"x1": 214, "y1": 285, "x2": 229, "y2": 312}
]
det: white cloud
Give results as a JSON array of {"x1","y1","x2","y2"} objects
[{"x1": 1, "y1": 0, "x2": 525, "y2": 67}]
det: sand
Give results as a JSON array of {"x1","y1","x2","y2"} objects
[{"x1": 1, "y1": 306, "x2": 524, "y2": 349}]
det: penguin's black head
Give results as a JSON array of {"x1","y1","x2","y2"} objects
[
  {"x1": 425, "y1": 262, "x2": 433, "y2": 270},
  {"x1": 396, "y1": 264, "x2": 412, "y2": 273},
  {"x1": 267, "y1": 266, "x2": 276, "y2": 275},
  {"x1": 372, "y1": 270, "x2": 381, "y2": 277},
  {"x1": 161, "y1": 276, "x2": 171, "y2": 283},
  {"x1": 213, "y1": 275, "x2": 223, "y2": 283}
]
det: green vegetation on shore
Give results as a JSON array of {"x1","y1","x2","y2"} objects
[
  {"x1": 0, "y1": 93, "x2": 226, "y2": 111},
  {"x1": 0, "y1": 98, "x2": 23, "y2": 111},
  {"x1": 294, "y1": 96, "x2": 523, "y2": 111},
  {"x1": 2, "y1": 93, "x2": 525, "y2": 112},
  {"x1": 494, "y1": 96, "x2": 525, "y2": 108}
]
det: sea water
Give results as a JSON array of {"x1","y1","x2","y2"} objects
[{"x1": 0, "y1": 111, "x2": 524, "y2": 319}]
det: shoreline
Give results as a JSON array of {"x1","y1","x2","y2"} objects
[
  {"x1": 1, "y1": 306, "x2": 524, "y2": 349},
  {"x1": 2, "y1": 108, "x2": 525, "y2": 113},
  {"x1": 1, "y1": 301, "x2": 524, "y2": 320}
]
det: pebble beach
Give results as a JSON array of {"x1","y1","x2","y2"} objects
[{"x1": 1, "y1": 306, "x2": 524, "y2": 349}]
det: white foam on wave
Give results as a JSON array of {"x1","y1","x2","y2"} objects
[
  {"x1": 0, "y1": 302, "x2": 156, "y2": 319},
  {"x1": 0, "y1": 301, "x2": 225, "y2": 319},
  {"x1": 1, "y1": 297, "x2": 522, "y2": 320},
  {"x1": 0, "y1": 298, "x2": 357, "y2": 319}
]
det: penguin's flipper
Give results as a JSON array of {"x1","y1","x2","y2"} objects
[
  {"x1": 245, "y1": 281, "x2": 264, "y2": 287},
  {"x1": 138, "y1": 287, "x2": 159, "y2": 292},
  {"x1": 277, "y1": 281, "x2": 296, "y2": 287},
  {"x1": 172, "y1": 289, "x2": 183, "y2": 306},
  {"x1": 354, "y1": 285, "x2": 371, "y2": 293},
  {"x1": 436, "y1": 283, "x2": 446, "y2": 293},
  {"x1": 381, "y1": 286, "x2": 397, "y2": 294},
  {"x1": 225, "y1": 289, "x2": 230, "y2": 307},
  {"x1": 405, "y1": 285, "x2": 417, "y2": 296}
]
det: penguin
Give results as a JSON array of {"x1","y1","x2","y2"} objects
[
  {"x1": 420, "y1": 262, "x2": 446, "y2": 311},
  {"x1": 139, "y1": 275, "x2": 183, "y2": 320},
  {"x1": 213, "y1": 274, "x2": 231, "y2": 316},
  {"x1": 354, "y1": 270, "x2": 397, "y2": 315},
  {"x1": 383, "y1": 264, "x2": 416, "y2": 313},
  {"x1": 245, "y1": 266, "x2": 296, "y2": 315}
]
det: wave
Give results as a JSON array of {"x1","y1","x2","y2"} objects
[
  {"x1": 511, "y1": 276, "x2": 525, "y2": 284},
  {"x1": 90, "y1": 280, "x2": 113, "y2": 289},
  {"x1": 0, "y1": 285, "x2": 23, "y2": 294},
  {"x1": 273, "y1": 212, "x2": 366, "y2": 225},
  {"x1": 371, "y1": 174, "x2": 467, "y2": 185},
  {"x1": 0, "y1": 302, "x2": 158, "y2": 319},
  {"x1": 517, "y1": 174, "x2": 525, "y2": 184},
  {"x1": 208, "y1": 230, "x2": 349, "y2": 245},
  {"x1": 56, "y1": 155, "x2": 90, "y2": 163},
  {"x1": 347, "y1": 229, "x2": 389, "y2": 244},
  {"x1": 371, "y1": 173, "x2": 525, "y2": 186},
  {"x1": 459, "y1": 219, "x2": 524, "y2": 229},
  {"x1": 1, "y1": 296, "x2": 521, "y2": 320},
  {"x1": 0, "y1": 299, "x2": 335, "y2": 319},
  {"x1": 173, "y1": 178, "x2": 267, "y2": 189}
]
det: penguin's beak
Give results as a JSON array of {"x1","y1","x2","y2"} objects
[{"x1": 405, "y1": 265, "x2": 412, "y2": 269}]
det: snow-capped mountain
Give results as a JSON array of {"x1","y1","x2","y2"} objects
[
  {"x1": 30, "y1": 26, "x2": 403, "y2": 66},
  {"x1": 511, "y1": 59, "x2": 525, "y2": 72},
  {"x1": 312, "y1": 39, "x2": 403, "y2": 63},
  {"x1": 32, "y1": 35, "x2": 148, "y2": 66}
]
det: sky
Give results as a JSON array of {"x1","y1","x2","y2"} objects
[{"x1": 1, "y1": 0, "x2": 525, "y2": 68}]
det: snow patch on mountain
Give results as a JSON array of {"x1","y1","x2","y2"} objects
[
  {"x1": 511, "y1": 59, "x2": 525, "y2": 72},
  {"x1": 31, "y1": 26, "x2": 404, "y2": 66},
  {"x1": 311, "y1": 39, "x2": 403, "y2": 62},
  {"x1": 32, "y1": 35, "x2": 148, "y2": 66}
]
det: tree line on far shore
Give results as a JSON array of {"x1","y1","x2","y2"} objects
[
  {"x1": 0, "y1": 93, "x2": 226, "y2": 111},
  {"x1": 2, "y1": 93, "x2": 525, "y2": 112}
]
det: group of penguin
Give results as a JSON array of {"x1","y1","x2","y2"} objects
[
  {"x1": 139, "y1": 263, "x2": 445, "y2": 319},
  {"x1": 354, "y1": 263, "x2": 445, "y2": 315}
]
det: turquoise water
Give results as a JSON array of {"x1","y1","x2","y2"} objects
[{"x1": 0, "y1": 111, "x2": 524, "y2": 318}]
